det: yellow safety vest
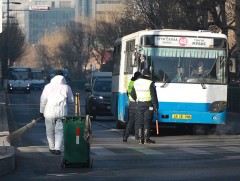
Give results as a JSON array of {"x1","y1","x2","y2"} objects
[
  {"x1": 127, "y1": 80, "x2": 135, "y2": 101},
  {"x1": 134, "y1": 78, "x2": 152, "y2": 102}
]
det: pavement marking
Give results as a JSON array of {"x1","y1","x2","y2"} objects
[
  {"x1": 219, "y1": 146, "x2": 240, "y2": 153},
  {"x1": 128, "y1": 147, "x2": 164, "y2": 155},
  {"x1": 17, "y1": 146, "x2": 61, "y2": 156},
  {"x1": 177, "y1": 147, "x2": 212, "y2": 155},
  {"x1": 91, "y1": 146, "x2": 117, "y2": 156}
]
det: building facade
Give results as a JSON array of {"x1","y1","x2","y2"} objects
[
  {"x1": 75, "y1": 0, "x2": 125, "y2": 20},
  {"x1": 26, "y1": 0, "x2": 75, "y2": 44},
  {"x1": 5, "y1": 0, "x2": 125, "y2": 44}
]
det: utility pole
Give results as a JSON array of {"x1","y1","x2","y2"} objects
[{"x1": 0, "y1": 0, "x2": 2, "y2": 33}]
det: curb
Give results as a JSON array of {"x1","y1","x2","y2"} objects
[{"x1": 0, "y1": 91, "x2": 15, "y2": 176}]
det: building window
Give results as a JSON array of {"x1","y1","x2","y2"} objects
[
  {"x1": 35, "y1": 1, "x2": 47, "y2": 5},
  {"x1": 60, "y1": 1, "x2": 71, "y2": 8},
  {"x1": 52, "y1": 1, "x2": 55, "y2": 7}
]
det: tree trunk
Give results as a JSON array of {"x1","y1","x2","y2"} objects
[{"x1": 235, "y1": 0, "x2": 240, "y2": 53}]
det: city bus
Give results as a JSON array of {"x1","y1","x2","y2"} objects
[
  {"x1": 111, "y1": 29, "x2": 228, "y2": 133},
  {"x1": 31, "y1": 68, "x2": 46, "y2": 90},
  {"x1": 8, "y1": 66, "x2": 32, "y2": 94}
]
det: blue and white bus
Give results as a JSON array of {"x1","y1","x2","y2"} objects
[
  {"x1": 8, "y1": 66, "x2": 32, "y2": 94},
  {"x1": 111, "y1": 29, "x2": 228, "y2": 132}
]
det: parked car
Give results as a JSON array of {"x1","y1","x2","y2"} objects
[{"x1": 85, "y1": 77, "x2": 112, "y2": 120}]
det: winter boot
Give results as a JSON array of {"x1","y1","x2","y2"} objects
[
  {"x1": 144, "y1": 129, "x2": 155, "y2": 144},
  {"x1": 138, "y1": 129, "x2": 144, "y2": 144}
]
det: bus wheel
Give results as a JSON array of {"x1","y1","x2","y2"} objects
[
  {"x1": 192, "y1": 124, "x2": 206, "y2": 135},
  {"x1": 207, "y1": 124, "x2": 217, "y2": 135}
]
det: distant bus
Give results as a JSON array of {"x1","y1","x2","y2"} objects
[
  {"x1": 31, "y1": 68, "x2": 46, "y2": 90},
  {"x1": 49, "y1": 69, "x2": 71, "y2": 84},
  {"x1": 112, "y1": 29, "x2": 228, "y2": 133},
  {"x1": 8, "y1": 66, "x2": 32, "y2": 94}
]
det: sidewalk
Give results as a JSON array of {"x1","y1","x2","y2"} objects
[{"x1": 0, "y1": 90, "x2": 15, "y2": 176}]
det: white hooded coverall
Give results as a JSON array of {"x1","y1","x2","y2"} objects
[{"x1": 40, "y1": 75, "x2": 74, "y2": 151}]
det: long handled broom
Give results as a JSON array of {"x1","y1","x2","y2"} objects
[{"x1": 7, "y1": 116, "x2": 43, "y2": 142}]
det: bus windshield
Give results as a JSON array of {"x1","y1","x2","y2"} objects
[
  {"x1": 9, "y1": 68, "x2": 31, "y2": 80},
  {"x1": 32, "y1": 71, "x2": 44, "y2": 79},
  {"x1": 141, "y1": 47, "x2": 227, "y2": 84}
]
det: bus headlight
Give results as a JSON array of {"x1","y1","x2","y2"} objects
[
  {"x1": 209, "y1": 101, "x2": 227, "y2": 113},
  {"x1": 8, "y1": 84, "x2": 13, "y2": 89}
]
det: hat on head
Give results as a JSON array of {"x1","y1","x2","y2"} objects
[
  {"x1": 142, "y1": 68, "x2": 151, "y2": 76},
  {"x1": 55, "y1": 70, "x2": 63, "y2": 76},
  {"x1": 133, "y1": 71, "x2": 141, "y2": 79}
]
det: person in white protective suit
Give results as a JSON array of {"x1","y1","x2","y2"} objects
[{"x1": 40, "y1": 70, "x2": 74, "y2": 155}]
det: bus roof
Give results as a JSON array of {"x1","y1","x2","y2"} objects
[
  {"x1": 9, "y1": 66, "x2": 31, "y2": 69},
  {"x1": 115, "y1": 29, "x2": 227, "y2": 43},
  {"x1": 91, "y1": 72, "x2": 112, "y2": 77},
  {"x1": 32, "y1": 68, "x2": 44, "y2": 71}
]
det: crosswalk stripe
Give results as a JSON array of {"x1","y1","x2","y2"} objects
[
  {"x1": 36, "y1": 138, "x2": 239, "y2": 156},
  {"x1": 178, "y1": 147, "x2": 212, "y2": 155},
  {"x1": 91, "y1": 146, "x2": 116, "y2": 155},
  {"x1": 128, "y1": 147, "x2": 164, "y2": 155},
  {"x1": 219, "y1": 146, "x2": 240, "y2": 153},
  {"x1": 17, "y1": 146, "x2": 60, "y2": 156}
]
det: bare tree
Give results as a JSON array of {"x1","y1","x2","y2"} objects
[
  {"x1": 0, "y1": 19, "x2": 27, "y2": 79},
  {"x1": 56, "y1": 20, "x2": 95, "y2": 79}
]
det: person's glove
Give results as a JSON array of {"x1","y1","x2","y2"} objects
[{"x1": 39, "y1": 113, "x2": 44, "y2": 119}]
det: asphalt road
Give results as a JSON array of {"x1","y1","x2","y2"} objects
[{"x1": 2, "y1": 90, "x2": 240, "y2": 181}]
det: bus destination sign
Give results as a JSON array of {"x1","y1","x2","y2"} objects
[{"x1": 155, "y1": 36, "x2": 214, "y2": 48}]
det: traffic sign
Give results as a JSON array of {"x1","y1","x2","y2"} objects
[{"x1": 29, "y1": 5, "x2": 50, "y2": 11}]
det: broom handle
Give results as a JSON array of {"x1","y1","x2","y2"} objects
[
  {"x1": 35, "y1": 116, "x2": 44, "y2": 122},
  {"x1": 155, "y1": 111, "x2": 159, "y2": 135}
]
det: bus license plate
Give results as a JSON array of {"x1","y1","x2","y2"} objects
[{"x1": 172, "y1": 114, "x2": 192, "y2": 119}]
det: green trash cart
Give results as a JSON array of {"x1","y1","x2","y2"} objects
[{"x1": 61, "y1": 115, "x2": 93, "y2": 168}]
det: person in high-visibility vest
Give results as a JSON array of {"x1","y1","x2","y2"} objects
[
  {"x1": 131, "y1": 68, "x2": 158, "y2": 144},
  {"x1": 123, "y1": 71, "x2": 141, "y2": 142}
]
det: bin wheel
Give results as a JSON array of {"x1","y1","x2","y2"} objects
[{"x1": 89, "y1": 157, "x2": 93, "y2": 168}]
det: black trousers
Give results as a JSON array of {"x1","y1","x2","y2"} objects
[
  {"x1": 123, "y1": 101, "x2": 139, "y2": 139},
  {"x1": 136, "y1": 107, "x2": 153, "y2": 140}
]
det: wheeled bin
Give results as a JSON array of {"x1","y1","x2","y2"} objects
[{"x1": 61, "y1": 115, "x2": 93, "y2": 168}]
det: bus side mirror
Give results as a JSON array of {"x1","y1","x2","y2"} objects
[{"x1": 229, "y1": 58, "x2": 236, "y2": 73}]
